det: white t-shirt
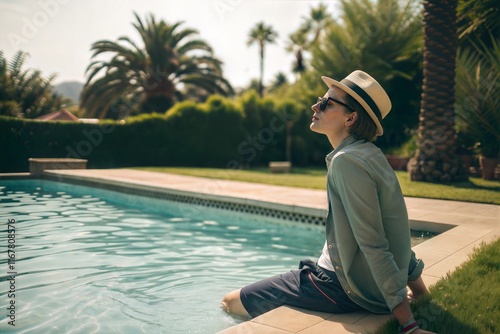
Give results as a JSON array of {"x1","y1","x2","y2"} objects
[{"x1": 317, "y1": 241, "x2": 335, "y2": 271}]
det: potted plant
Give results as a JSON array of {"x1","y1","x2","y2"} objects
[
  {"x1": 455, "y1": 38, "x2": 500, "y2": 179},
  {"x1": 477, "y1": 142, "x2": 499, "y2": 180}
]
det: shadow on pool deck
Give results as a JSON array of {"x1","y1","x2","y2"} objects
[{"x1": 2, "y1": 168, "x2": 499, "y2": 333}]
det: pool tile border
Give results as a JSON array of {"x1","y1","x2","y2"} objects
[{"x1": 40, "y1": 172, "x2": 328, "y2": 226}]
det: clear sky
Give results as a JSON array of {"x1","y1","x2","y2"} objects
[{"x1": 0, "y1": 0, "x2": 333, "y2": 88}]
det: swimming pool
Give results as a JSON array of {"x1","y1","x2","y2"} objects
[
  {"x1": 0, "y1": 179, "x2": 435, "y2": 333},
  {"x1": 0, "y1": 180, "x2": 326, "y2": 333}
]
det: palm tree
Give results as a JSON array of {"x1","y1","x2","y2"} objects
[
  {"x1": 0, "y1": 50, "x2": 62, "y2": 118},
  {"x1": 286, "y1": 27, "x2": 309, "y2": 75},
  {"x1": 408, "y1": 0, "x2": 468, "y2": 182},
  {"x1": 269, "y1": 72, "x2": 288, "y2": 92},
  {"x1": 247, "y1": 22, "x2": 278, "y2": 97},
  {"x1": 81, "y1": 13, "x2": 233, "y2": 119},
  {"x1": 307, "y1": 3, "x2": 332, "y2": 44},
  {"x1": 286, "y1": 3, "x2": 332, "y2": 78}
]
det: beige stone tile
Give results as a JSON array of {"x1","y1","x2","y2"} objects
[
  {"x1": 424, "y1": 252, "x2": 471, "y2": 278},
  {"x1": 403, "y1": 197, "x2": 433, "y2": 210},
  {"x1": 326, "y1": 311, "x2": 370, "y2": 324},
  {"x1": 466, "y1": 218, "x2": 500, "y2": 229},
  {"x1": 414, "y1": 250, "x2": 448, "y2": 269},
  {"x1": 458, "y1": 232, "x2": 498, "y2": 253},
  {"x1": 478, "y1": 206, "x2": 500, "y2": 218},
  {"x1": 412, "y1": 241, "x2": 451, "y2": 257},
  {"x1": 297, "y1": 318, "x2": 372, "y2": 334},
  {"x1": 414, "y1": 233, "x2": 473, "y2": 255},
  {"x1": 418, "y1": 212, "x2": 499, "y2": 229},
  {"x1": 423, "y1": 231, "x2": 499, "y2": 278},
  {"x1": 477, "y1": 230, "x2": 500, "y2": 244},
  {"x1": 252, "y1": 306, "x2": 331, "y2": 333},
  {"x1": 407, "y1": 208, "x2": 435, "y2": 220},
  {"x1": 349, "y1": 314, "x2": 394, "y2": 333},
  {"x1": 299, "y1": 313, "x2": 389, "y2": 333},
  {"x1": 423, "y1": 241, "x2": 477, "y2": 275},
  {"x1": 353, "y1": 313, "x2": 393, "y2": 327},
  {"x1": 444, "y1": 231, "x2": 499, "y2": 261},
  {"x1": 440, "y1": 225, "x2": 493, "y2": 238},
  {"x1": 451, "y1": 203, "x2": 500, "y2": 217},
  {"x1": 217, "y1": 321, "x2": 293, "y2": 334},
  {"x1": 412, "y1": 200, "x2": 464, "y2": 213},
  {"x1": 417, "y1": 212, "x2": 473, "y2": 225}
]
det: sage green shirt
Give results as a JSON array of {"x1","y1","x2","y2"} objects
[{"x1": 324, "y1": 136, "x2": 424, "y2": 314}]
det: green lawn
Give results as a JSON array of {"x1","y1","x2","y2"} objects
[
  {"x1": 132, "y1": 167, "x2": 500, "y2": 205},
  {"x1": 376, "y1": 239, "x2": 500, "y2": 334}
]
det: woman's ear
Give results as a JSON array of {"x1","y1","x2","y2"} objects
[{"x1": 345, "y1": 112, "x2": 358, "y2": 126}]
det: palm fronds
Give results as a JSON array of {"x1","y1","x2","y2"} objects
[
  {"x1": 81, "y1": 12, "x2": 233, "y2": 118},
  {"x1": 0, "y1": 50, "x2": 61, "y2": 118},
  {"x1": 456, "y1": 36, "x2": 500, "y2": 158}
]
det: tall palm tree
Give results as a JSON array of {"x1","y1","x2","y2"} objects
[
  {"x1": 286, "y1": 26, "x2": 309, "y2": 75},
  {"x1": 286, "y1": 3, "x2": 332, "y2": 78},
  {"x1": 81, "y1": 13, "x2": 233, "y2": 119},
  {"x1": 247, "y1": 22, "x2": 278, "y2": 97},
  {"x1": 408, "y1": 0, "x2": 468, "y2": 182},
  {"x1": 307, "y1": 3, "x2": 332, "y2": 44},
  {"x1": 0, "y1": 51, "x2": 62, "y2": 118}
]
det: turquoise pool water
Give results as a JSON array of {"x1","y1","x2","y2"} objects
[
  {"x1": 0, "y1": 180, "x2": 434, "y2": 333},
  {"x1": 0, "y1": 180, "x2": 324, "y2": 333}
]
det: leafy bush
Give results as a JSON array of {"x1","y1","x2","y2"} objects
[
  {"x1": 237, "y1": 91, "x2": 292, "y2": 165},
  {"x1": 0, "y1": 94, "x2": 331, "y2": 173}
]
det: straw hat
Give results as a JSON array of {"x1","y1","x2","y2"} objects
[{"x1": 322, "y1": 70, "x2": 391, "y2": 136}]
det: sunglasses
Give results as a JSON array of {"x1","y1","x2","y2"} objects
[{"x1": 317, "y1": 96, "x2": 354, "y2": 112}]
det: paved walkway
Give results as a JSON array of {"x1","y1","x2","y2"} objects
[{"x1": 12, "y1": 169, "x2": 500, "y2": 333}]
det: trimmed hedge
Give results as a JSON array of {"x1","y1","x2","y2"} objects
[{"x1": 1, "y1": 94, "x2": 330, "y2": 173}]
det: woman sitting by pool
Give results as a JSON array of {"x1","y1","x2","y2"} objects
[{"x1": 221, "y1": 70, "x2": 434, "y2": 334}]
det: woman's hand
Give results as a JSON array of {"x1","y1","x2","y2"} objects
[{"x1": 407, "y1": 276, "x2": 429, "y2": 300}]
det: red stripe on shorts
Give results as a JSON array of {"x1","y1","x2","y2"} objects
[{"x1": 308, "y1": 271, "x2": 337, "y2": 304}]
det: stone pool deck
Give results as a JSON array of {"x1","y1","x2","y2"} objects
[{"x1": 4, "y1": 168, "x2": 499, "y2": 333}]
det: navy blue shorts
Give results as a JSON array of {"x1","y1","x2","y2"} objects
[{"x1": 240, "y1": 259, "x2": 362, "y2": 317}]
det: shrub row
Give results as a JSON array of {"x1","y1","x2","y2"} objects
[{"x1": 0, "y1": 93, "x2": 332, "y2": 173}]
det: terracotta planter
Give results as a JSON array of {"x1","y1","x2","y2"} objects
[
  {"x1": 385, "y1": 155, "x2": 409, "y2": 171},
  {"x1": 479, "y1": 156, "x2": 498, "y2": 180}
]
